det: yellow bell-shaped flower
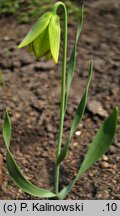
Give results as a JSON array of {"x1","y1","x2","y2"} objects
[{"x1": 18, "y1": 12, "x2": 61, "y2": 64}]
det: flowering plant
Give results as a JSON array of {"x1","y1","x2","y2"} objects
[
  {"x1": 18, "y1": 12, "x2": 60, "y2": 64},
  {"x1": 2, "y1": 1, "x2": 118, "y2": 199}
]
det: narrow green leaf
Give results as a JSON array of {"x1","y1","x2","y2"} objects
[
  {"x1": 58, "y1": 178, "x2": 75, "y2": 200},
  {"x1": 70, "y1": 61, "x2": 92, "y2": 137},
  {"x1": 57, "y1": 138, "x2": 69, "y2": 165},
  {"x1": 18, "y1": 12, "x2": 52, "y2": 48},
  {"x1": 57, "y1": 61, "x2": 93, "y2": 165},
  {"x1": 58, "y1": 107, "x2": 118, "y2": 199},
  {"x1": 2, "y1": 110, "x2": 11, "y2": 148},
  {"x1": 64, "y1": 6, "x2": 84, "y2": 111},
  {"x1": 2, "y1": 110, "x2": 56, "y2": 198},
  {"x1": 79, "y1": 107, "x2": 118, "y2": 175}
]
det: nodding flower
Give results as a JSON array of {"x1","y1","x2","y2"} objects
[{"x1": 18, "y1": 12, "x2": 61, "y2": 64}]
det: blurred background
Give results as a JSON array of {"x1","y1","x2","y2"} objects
[{"x1": 0, "y1": 0, "x2": 86, "y2": 23}]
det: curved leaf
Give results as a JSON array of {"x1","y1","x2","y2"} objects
[
  {"x1": 78, "y1": 107, "x2": 118, "y2": 175},
  {"x1": 57, "y1": 60, "x2": 93, "y2": 165},
  {"x1": 18, "y1": 12, "x2": 52, "y2": 48},
  {"x1": 70, "y1": 60, "x2": 92, "y2": 137},
  {"x1": 58, "y1": 107, "x2": 118, "y2": 199},
  {"x1": 2, "y1": 110, "x2": 56, "y2": 198}
]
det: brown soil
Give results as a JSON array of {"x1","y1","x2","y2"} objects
[{"x1": 0, "y1": 0, "x2": 120, "y2": 199}]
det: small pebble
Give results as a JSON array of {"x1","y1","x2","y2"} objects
[
  {"x1": 15, "y1": 112, "x2": 20, "y2": 119},
  {"x1": 112, "y1": 164, "x2": 117, "y2": 169},
  {"x1": 109, "y1": 145, "x2": 117, "y2": 154},
  {"x1": 100, "y1": 162, "x2": 110, "y2": 169},
  {"x1": 102, "y1": 155, "x2": 109, "y2": 161},
  {"x1": 79, "y1": 123, "x2": 83, "y2": 128},
  {"x1": 27, "y1": 124, "x2": 32, "y2": 129},
  {"x1": 87, "y1": 100, "x2": 108, "y2": 117},
  {"x1": 88, "y1": 172, "x2": 94, "y2": 177},
  {"x1": 73, "y1": 142, "x2": 78, "y2": 146},
  {"x1": 75, "y1": 131, "x2": 81, "y2": 136},
  {"x1": 45, "y1": 124, "x2": 53, "y2": 133},
  {"x1": 3, "y1": 36, "x2": 10, "y2": 41}
]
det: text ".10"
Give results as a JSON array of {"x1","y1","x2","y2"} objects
[{"x1": 106, "y1": 203, "x2": 117, "y2": 212}]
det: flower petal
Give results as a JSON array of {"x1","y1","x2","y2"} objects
[
  {"x1": 28, "y1": 43, "x2": 33, "y2": 52},
  {"x1": 32, "y1": 27, "x2": 50, "y2": 58},
  {"x1": 49, "y1": 14, "x2": 61, "y2": 64},
  {"x1": 18, "y1": 12, "x2": 52, "y2": 48},
  {"x1": 45, "y1": 51, "x2": 52, "y2": 61}
]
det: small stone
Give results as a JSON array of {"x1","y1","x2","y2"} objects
[
  {"x1": 3, "y1": 36, "x2": 10, "y2": 41},
  {"x1": 88, "y1": 172, "x2": 94, "y2": 177},
  {"x1": 47, "y1": 133, "x2": 54, "y2": 139},
  {"x1": 75, "y1": 131, "x2": 81, "y2": 136},
  {"x1": 112, "y1": 164, "x2": 117, "y2": 169},
  {"x1": 87, "y1": 100, "x2": 108, "y2": 117},
  {"x1": 109, "y1": 145, "x2": 117, "y2": 154},
  {"x1": 22, "y1": 159, "x2": 28, "y2": 165},
  {"x1": 45, "y1": 124, "x2": 53, "y2": 133},
  {"x1": 27, "y1": 124, "x2": 32, "y2": 129},
  {"x1": 73, "y1": 142, "x2": 78, "y2": 146},
  {"x1": 100, "y1": 162, "x2": 110, "y2": 169},
  {"x1": 15, "y1": 112, "x2": 20, "y2": 119},
  {"x1": 42, "y1": 151, "x2": 48, "y2": 158},
  {"x1": 102, "y1": 155, "x2": 109, "y2": 161},
  {"x1": 78, "y1": 123, "x2": 83, "y2": 128}
]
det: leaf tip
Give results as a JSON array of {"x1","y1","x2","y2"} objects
[
  {"x1": 113, "y1": 106, "x2": 118, "y2": 122},
  {"x1": 17, "y1": 43, "x2": 23, "y2": 49},
  {"x1": 89, "y1": 58, "x2": 93, "y2": 67},
  {"x1": 81, "y1": 4, "x2": 85, "y2": 12}
]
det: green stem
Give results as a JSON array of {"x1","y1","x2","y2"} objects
[{"x1": 53, "y1": 2, "x2": 67, "y2": 195}]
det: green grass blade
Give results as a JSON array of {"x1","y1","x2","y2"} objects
[
  {"x1": 58, "y1": 107, "x2": 118, "y2": 199},
  {"x1": 78, "y1": 107, "x2": 118, "y2": 175},
  {"x1": 2, "y1": 110, "x2": 11, "y2": 148},
  {"x1": 2, "y1": 110, "x2": 56, "y2": 198},
  {"x1": 57, "y1": 138, "x2": 69, "y2": 165},
  {"x1": 64, "y1": 6, "x2": 84, "y2": 112},
  {"x1": 57, "y1": 61, "x2": 93, "y2": 165},
  {"x1": 70, "y1": 61, "x2": 92, "y2": 137}
]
